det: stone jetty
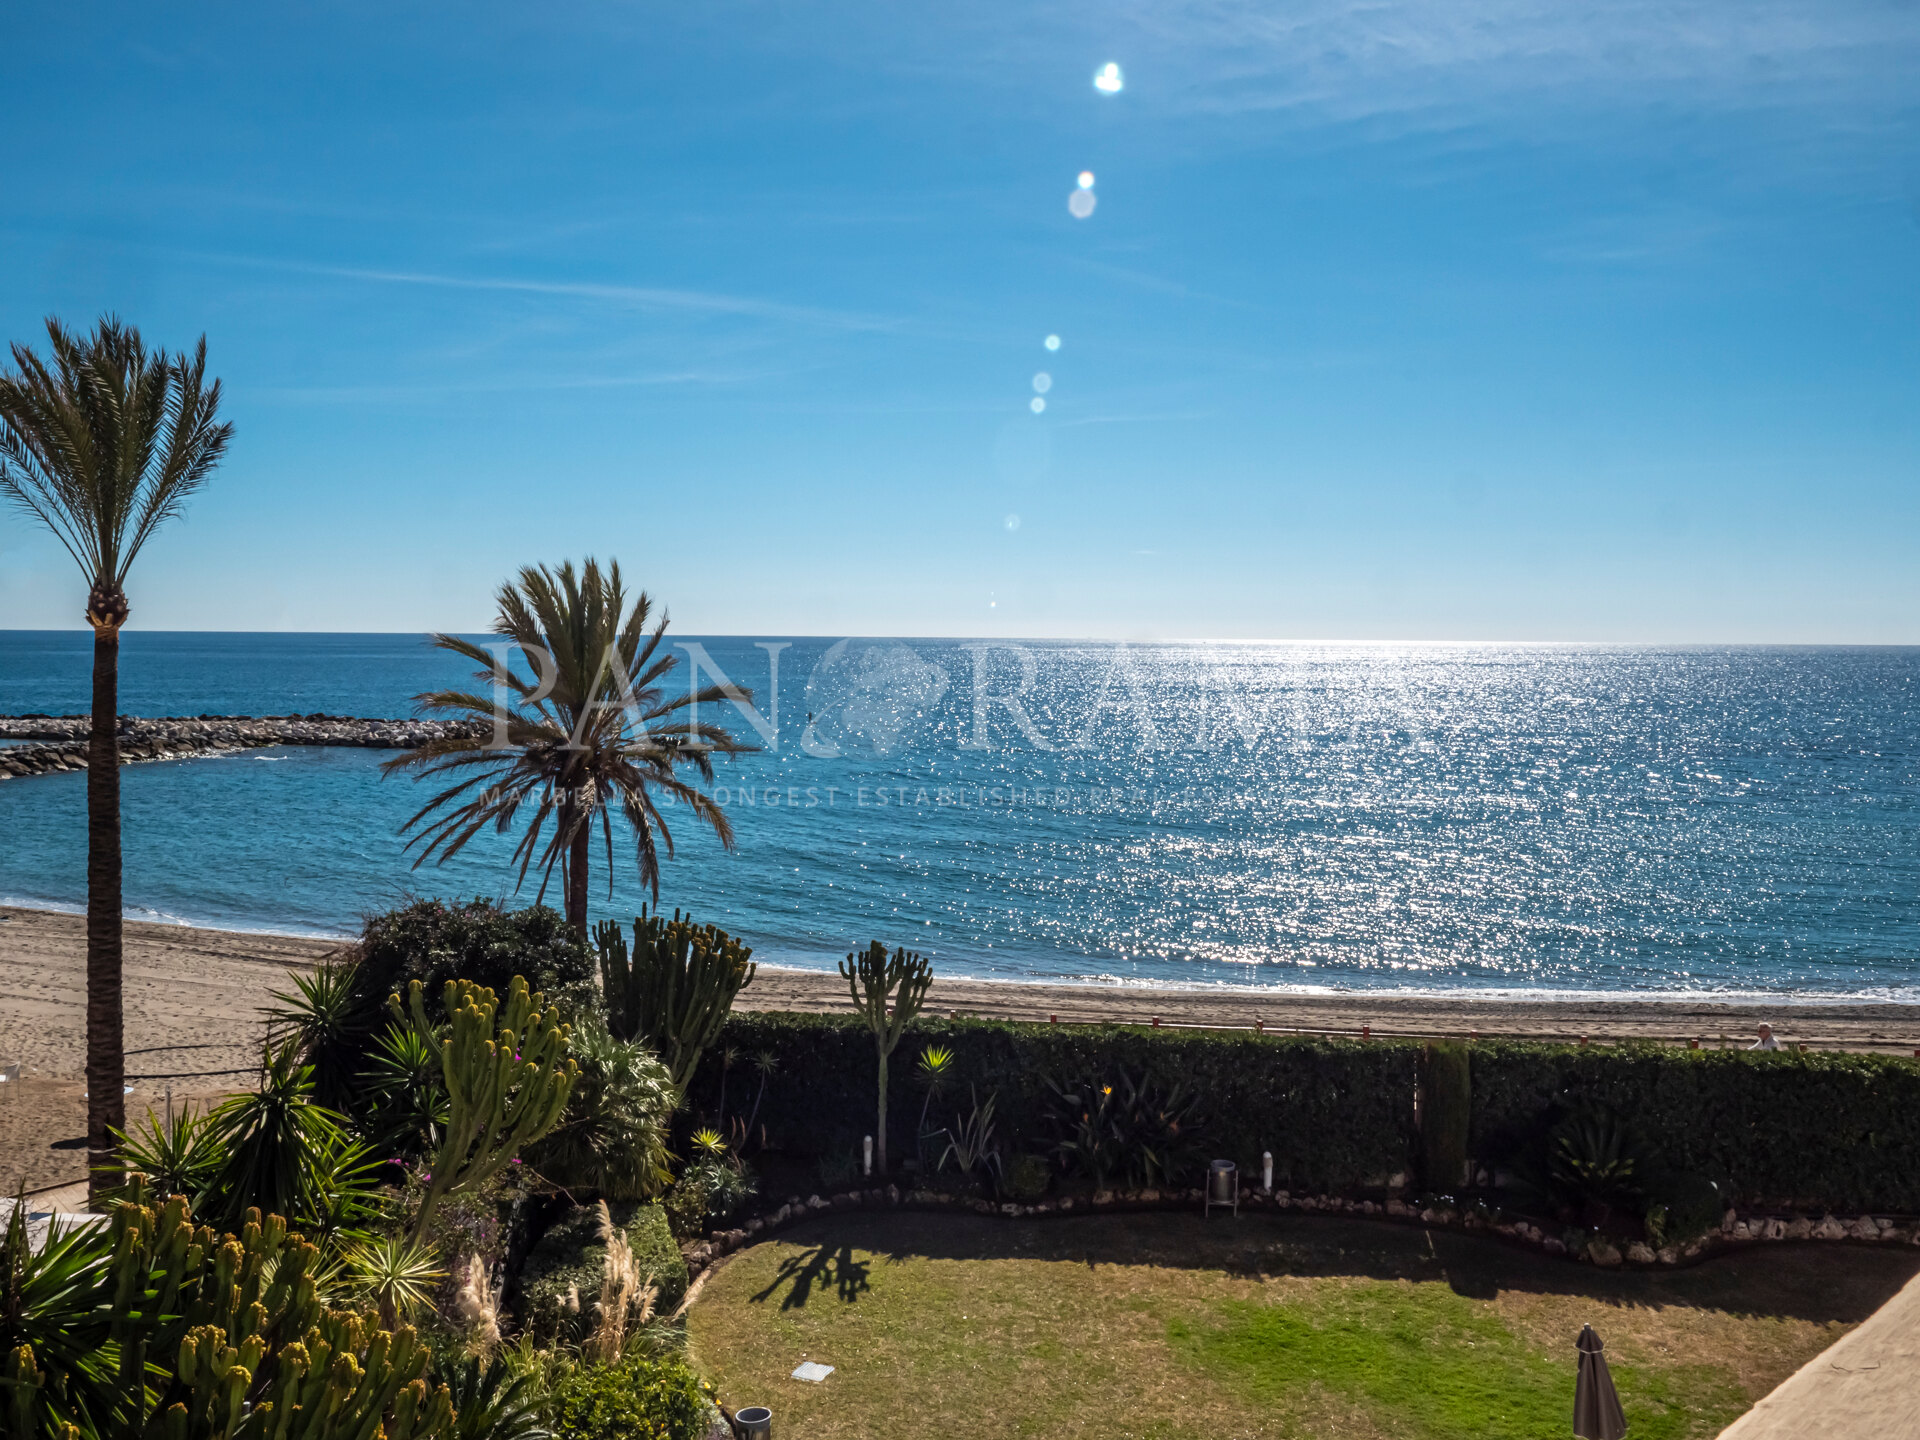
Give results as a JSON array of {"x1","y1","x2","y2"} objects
[{"x1": 0, "y1": 714, "x2": 482, "y2": 781}]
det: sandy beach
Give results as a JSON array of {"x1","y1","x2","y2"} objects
[{"x1": 5, "y1": 902, "x2": 1918, "y2": 1194}]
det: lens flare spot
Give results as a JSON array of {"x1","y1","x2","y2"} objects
[
  {"x1": 1094, "y1": 63, "x2": 1124, "y2": 94},
  {"x1": 1045, "y1": 334, "x2": 1061, "y2": 351},
  {"x1": 1077, "y1": 171, "x2": 1096, "y2": 189},
  {"x1": 1032, "y1": 372, "x2": 1052, "y2": 394},
  {"x1": 1030, "y1": 396, "x2": 1047, "y2": 413},
  {"x1": 1068, "y1": 189, "x2": 1096, "y2": 219},
  {"x1": 1005, "y1": 514, "x2": 1021, "y2": 531}
]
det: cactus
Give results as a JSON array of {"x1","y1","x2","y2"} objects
[
  {"x1": 0, "y1": 1177, "x2": 454, "y2": 1440},
  {"x1": 396, "y1": 977, "x2": 578, "y2": 1243},
  {"x1": 839, "y1": 941, "x2": 935, "y2": 1174},
  {"x1": 596, "y1": 909, "x2": 756, "y2": 1093}
]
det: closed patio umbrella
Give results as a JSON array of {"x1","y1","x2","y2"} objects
[{"x1": 1573, "y1": 1324, "x2": 1628, "y2": 1439}]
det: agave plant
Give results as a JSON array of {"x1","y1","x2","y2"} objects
[{"x1": 1549, "y1": 1109, "x2": 1643, "y2": 1218}]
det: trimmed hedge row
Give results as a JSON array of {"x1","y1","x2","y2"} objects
[
  {"x1": 692, "y1": 1013, "x2": 1418, "y2": 1193},
  {"x1": 1467, "y1": 1040, "x2": 1920, "y2": 1213},
  {"x1": 689, "y1": 1014, "x2": 1920, "y2": 1213}
]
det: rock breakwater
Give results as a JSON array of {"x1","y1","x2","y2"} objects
[{"x1": 0, "y1": 714, "x2": 480, "y2": 780}]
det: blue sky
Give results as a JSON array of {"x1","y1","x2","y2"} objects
[{"x1": 2, "y1": 1, "x2": 1917, "y2": 641}]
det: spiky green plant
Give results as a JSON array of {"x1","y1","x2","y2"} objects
[
  {"x1": 0, "y1": 1179, "x2": 455, "y2": 1440},
  {"x1": 596, "y1": 908, "x2": 755, "y2": 1092},
  {"x1": 399, "y1": 977, "x2": 577, "y2": 1243},
  {"x1": 380, "y1": 560, "x2": 752, "y2": 935},
  {"x1": 742, "y1": 1050, "x2": 778, "y2": 1150},
  {"x1": 839, "y1": 941, "x2": 934, "y2": 1174},
  {"x1": 435, "y1": 1352, "x2": 551, "y2": 1440},
  {"x1": 362, "y1": 1018, "x2": 451, "y2": 1161},
  {"x1": 0, "y1": 316, "x2": 233, "y2": 1202},
  {"x1": 915, "y1": 1044, "x2": 955, "y2": 1164},
  {"x1": 342, "y1": 1234, "x2": 446, "y2": 1330},
  {"x1": 106, "y1": 1103, "x2": 224, "y2": 1204},
  {"x1": 267, "y1": 957, "x2": 367, "y2": 1112}
]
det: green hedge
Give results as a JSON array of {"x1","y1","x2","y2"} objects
[
  {"x1": 514, "y1": 1202, "x2": 688, "y2": 1340},
  {"x1": 547, "y1": 1349, "x2": 708, "y2": 1440},
  {"x1": 1467, "y1": 1040, "x2": 1920, "y2": 1213},
  {"x1": 692, "y1": 1013, "x2": 1419, "y2": 1193},
  {"x1": 690, "y1": 1014, "x2": 1920, "y2": 1213}
]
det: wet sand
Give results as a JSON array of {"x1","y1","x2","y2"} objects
[{"x1": 5, "y1": 903, "x2": 1917, "y2": 1193}]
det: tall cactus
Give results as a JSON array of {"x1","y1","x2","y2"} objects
[
  {"x1": 0, "y1": 1177, "x2": 455, "y2": 1440},
  {"x1": 396, "y1": 977, "x2": 577, "y2": 1243},
  {"x1": 839, "y1": 941, "x2": 934, "y2": 1174},
  {"x1": 597, "y1": 909, "x2": 755, "y2": 1093}
]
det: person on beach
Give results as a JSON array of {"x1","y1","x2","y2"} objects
[{"x1": 1748, "y1": 1023, "x2": 1781, "y2": 1051}]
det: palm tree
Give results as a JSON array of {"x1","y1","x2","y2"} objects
[
  {"x1": 382, "y1": 558, "x2": 749, "y2": 934},
  {"x1": 0, "y1": 316, "x2": 232, "y2": 1203}
]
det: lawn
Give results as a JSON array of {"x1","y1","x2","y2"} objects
[{"x1": 685, "y1": 1210, "x2": 1915, "y2": 1440}]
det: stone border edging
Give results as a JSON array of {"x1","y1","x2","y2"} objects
[{"x1": 678, "y1": 1183, "x2": 1920, "y2": 1279}]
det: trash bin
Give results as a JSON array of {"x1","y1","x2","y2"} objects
[
  {"x1": 733, "y1": 1406, "x2": 772, "y2": 1439},
  {"x1": 1207, "y1": 1159, "x2": 1238, "y2": 1218}
]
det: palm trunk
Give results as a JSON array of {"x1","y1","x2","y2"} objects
[
  {"x1": 566, "y1": 813, "x2": 590, "y2": 937},
  {"x1": 85, "y1": 622, "x2": 125, "y2": 1207}
]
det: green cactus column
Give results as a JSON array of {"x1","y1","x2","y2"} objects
[{"x1": 840, "y1": 941, "x2": 934, "y2": 1175}]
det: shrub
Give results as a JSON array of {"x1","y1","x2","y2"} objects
[
  {"x1": 1002, "y1": 1152, "x2": 1052, "y2": 1201},
  {"x1": 526, "y1": 1018, "x2": 676, "y2": 1200},
  {"x1": 516, "y1": 1202, "x2": 687, "y2": 1341},
  {"x1": 345, "y1": 898, "x2": 598, "y2": 1046},
  {"x1": 546, "y1": 1349, "x2": 708, "y2": 1440},
  {"x1": 1644, "y1": 1171, "x2": 1724, "y2": 1248}
]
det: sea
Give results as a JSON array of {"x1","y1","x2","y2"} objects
[{"x1": 1, "y1": 632, "x2": 1915, "y2": 1001}]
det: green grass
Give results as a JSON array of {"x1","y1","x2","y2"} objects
[
  {"x1": 686, "y1": 1210, "x2": 1911, "y2": 1440},
  {"x1": 1171, "y1": 1284, "x2": 1741, "y2": 1440}
]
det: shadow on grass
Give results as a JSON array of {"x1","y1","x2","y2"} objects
[
  {"x1": 746, "y1": 1208, "x2": 1917, "y2": 1325},
  {"x1": 751, "y1": 1241, "x2": 874, "y2": 1309}
]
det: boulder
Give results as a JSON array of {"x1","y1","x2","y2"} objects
[
  {"x1": 1626, "y1": 1243, "x2": 1655, "y2": 1264},
  {"x1": 1589, "y1": 1240, "x2": 1623, "y2": 1268}
]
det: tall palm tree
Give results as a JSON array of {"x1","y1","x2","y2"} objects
[
  {"x1": 383, "y1": 558, "x2": 749, "y2": 934},
  {"x1": 0, "y1": 316, "x2": 232, "y2": 1202}
]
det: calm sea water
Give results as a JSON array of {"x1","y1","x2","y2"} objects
[{"x1": 1, "y1": 632, "x2": 1915, "y2": 999}]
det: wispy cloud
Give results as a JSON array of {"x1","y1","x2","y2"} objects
[{"x1": 196, "y1": 250, "x2": 901, "y2": 333}]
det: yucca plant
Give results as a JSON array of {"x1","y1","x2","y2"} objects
[
  {"x1": 362, "y1": 1018, "x2": 452, "y2": 1161},
  {"x1": 914, "y1": 1044, "x2": 955, "y2": 1166},
  {"x1": 0, "y1": 316, "x2": 233, "y2": 1200},
  {"x1": 268, "y1": 957, "x2": 367, "y2": 1112},
  {"x1": 105, "y1": 1102, "x2": 225, "y2": 1203},
  {"x1": 200, "y1": 1040, "x2": 365, "y2": 1234},
  {"x1": 381, "y1": 559, "x2": 751, "y2": 935},
  {"x1": 343, "y1": 1233, "x2": 447, "y2": 1330}
]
